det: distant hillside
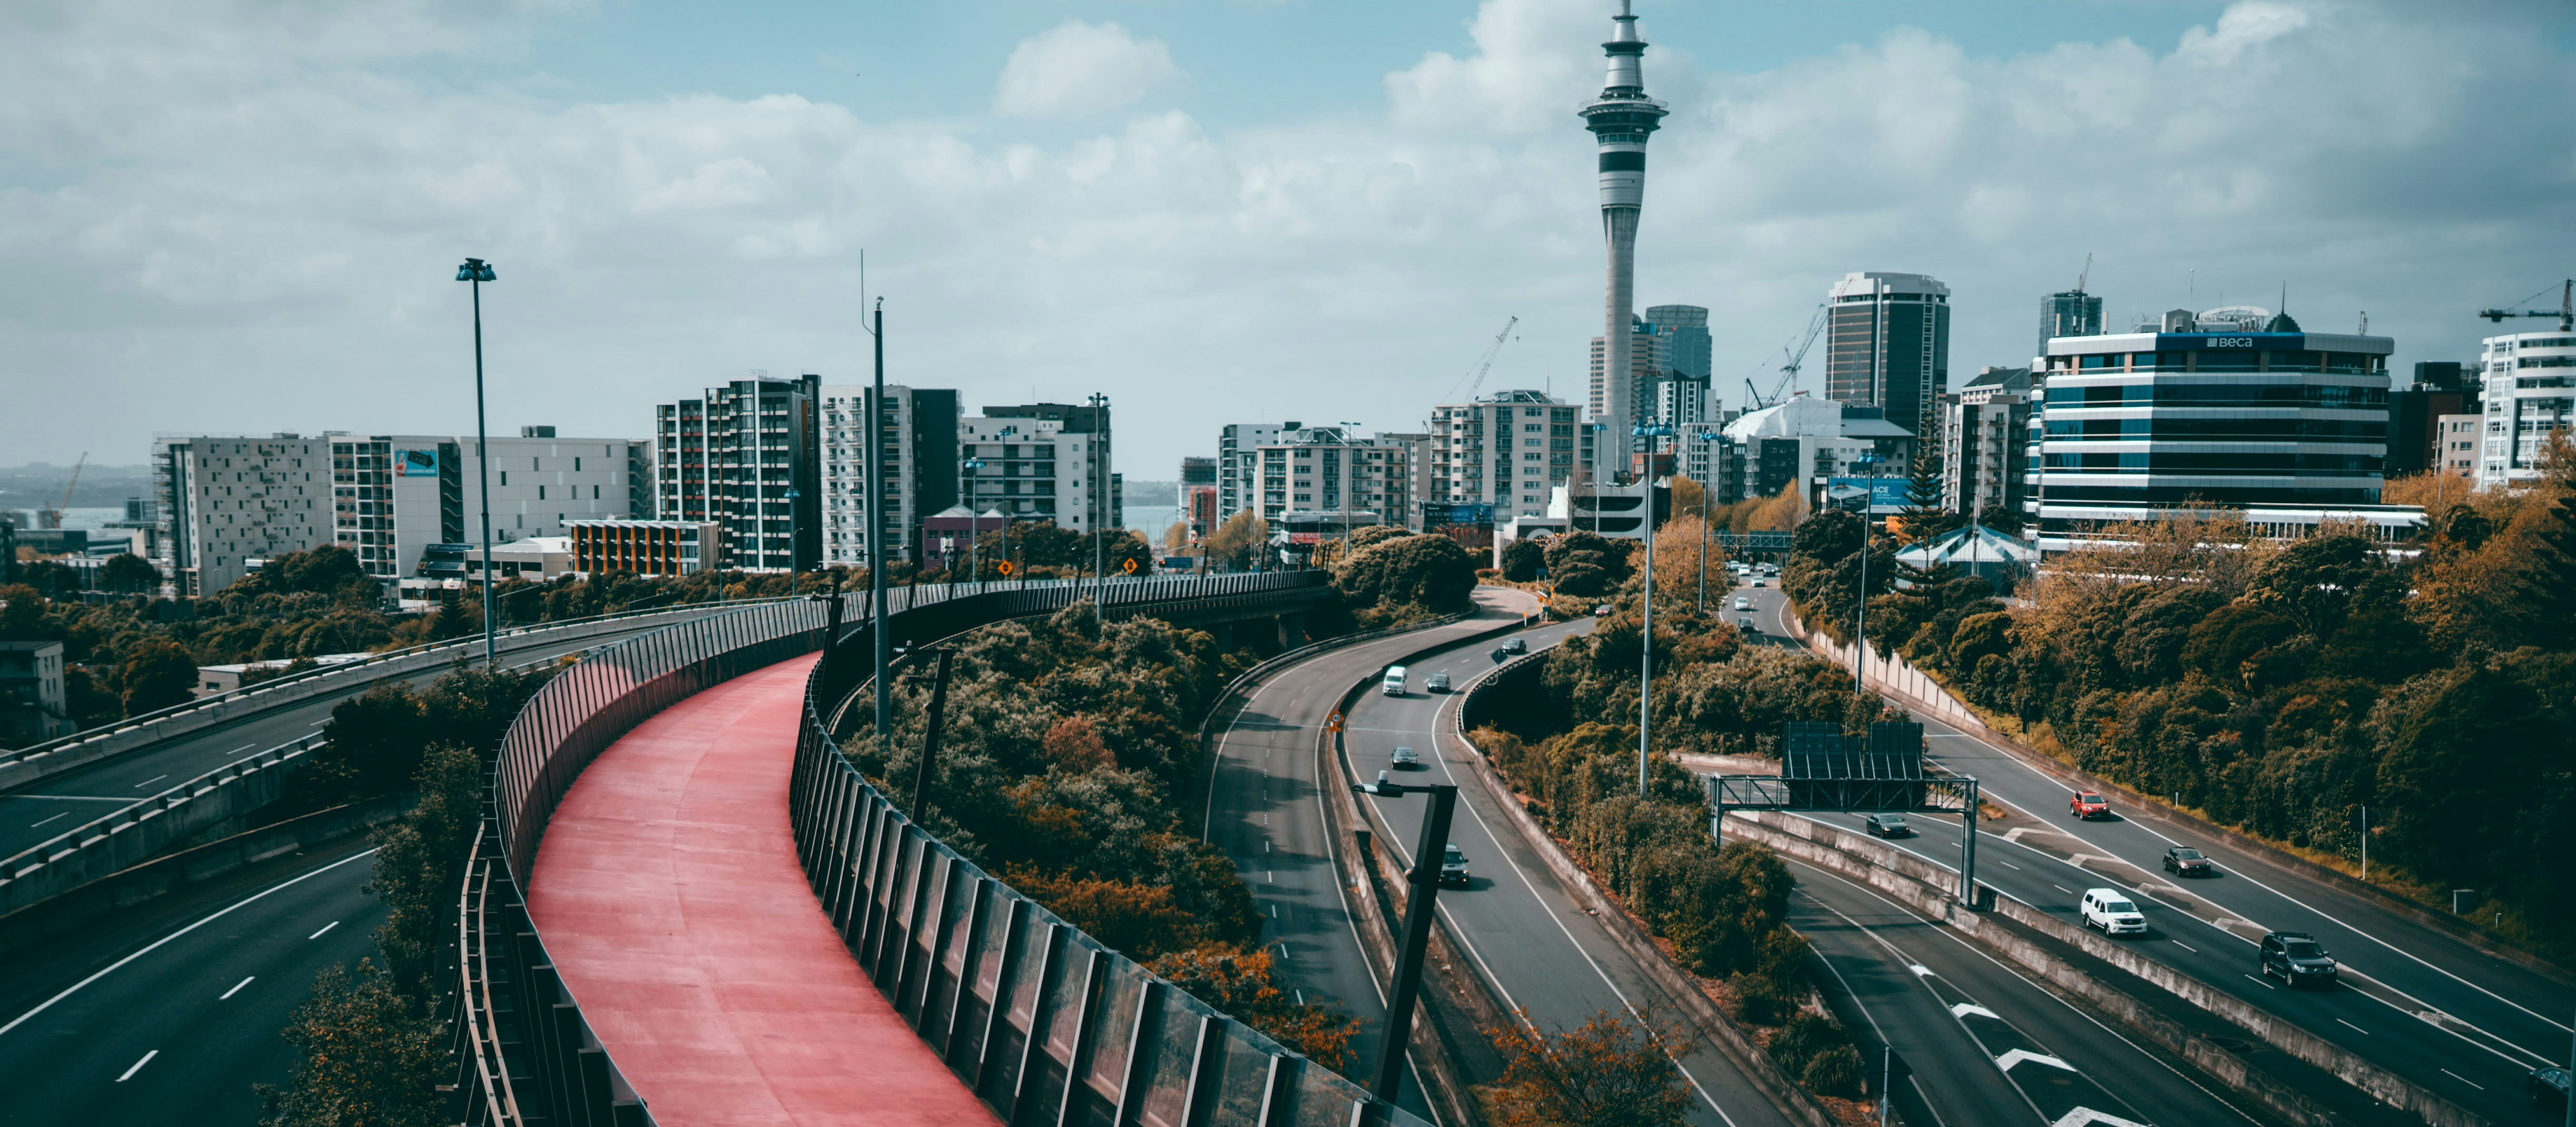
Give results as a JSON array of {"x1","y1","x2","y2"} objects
[{"x1": 1121, "y1": 479, "x2": 1178, "y2": 504}]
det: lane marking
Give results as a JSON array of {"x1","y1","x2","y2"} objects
[
  {"x1": 2336, "y1": 1018, "x2": 2370, "y2": 1036},
  {"x1": 308, "y1": 920, "x2": 339, "y2": 940},
  {"x1": 231, "y1": 744, "x2": 256, "y2": 753},
  {"x1": 0, "y1": 849, "x2": 378, "y2": 1040},
  {"x1": 1908, "y1": 964, "x2": 1933, "y2": 978},
  {"x1": 1951, "y1": 1002, "x2": 2000, "y2": 1020},
  {"x1": 116, "y1": 1050, "x2": 157, "y2": 1082},
  {"x1": 2439, "y1": 1069, "x2": 2483, "y2": 1091},
  {"x1": 132, "y1": 775, "x2": 168, "y2": 789},
  {"x1": 2243, "y1": 974, "x2": 2276, "y2": 990},
  {"x1": 221, "y1": 976, "x2": 255, "y2": 1000},
  {"x1": 2050, "y1": 884, "x2": 2074, "y2": 895},
  {"x1": 30, "y1": 814, "x2": 68, "y2": 828},
  {"x1": 1995, "y1": 1048, "x2": 2075, "y2": 1073},
  {"x1": 2170, "y1": 940, "x2": 2196, "y2": 953},
  {"x1": 9, "y1": 795, "x2": 142, "y2": 802}
]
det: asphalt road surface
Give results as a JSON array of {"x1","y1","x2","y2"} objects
[
  {"x1": 0, "y1": 838, "x2": 385, "y2": 1125},
  {"x1": 1740, "y1": 582, "x2": 2576, "y2": 1125}
]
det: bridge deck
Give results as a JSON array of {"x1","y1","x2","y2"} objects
[{"x1": 527, "y1": 654, "x2": 992, "y2": 1126}]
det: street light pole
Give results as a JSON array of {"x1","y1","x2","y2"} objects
[
  {"x1": 868, "y1": 298, "x2": 891, "y2": 759},
  {"x1": 1694, "y1": 430, "x2": 1719, "y2": 615},
  {"x1": 1351, "y1": 776, "x2": 1458, "y2": 1112},
  {"x1": 1634, "y1": 423, "x2": 1671, "y2": 794},
  {"x1": 962, "y1": 456, "x2": 985, "y2": 591},
  {"x1": 454, "y1": 258, "x2": 499, "y2": 669}
]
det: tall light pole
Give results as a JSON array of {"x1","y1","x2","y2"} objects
[
  {"x1": 866, "y1": 297, "x2": 890, "y2": 759},
  {"x1": 453, "y1": 258, "x2": 499, "y2": 669},
  {"x1": 1088, "y1": 392, "x2": 1111, "y2": 616},
  {"x1": 962, "y1": 456, "x2": 985, "y2": 589},
  {"x1": 1634, "y1": 422, "x2": 1671, "y2": 794},
  {"x1": 1694, "y1": 429, "x2": 1720, "y2": 614}
]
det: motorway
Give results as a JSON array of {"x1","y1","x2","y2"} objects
[
  {"x1": 0, "y1": 838, "x2": 385, "y2": 1125},
  {"x1": 0, "y1": 609, "x2": 736, "y2": 863},
  {"x1": 1742, "y1": 582, "x2": 2576, "y2": 1125}
]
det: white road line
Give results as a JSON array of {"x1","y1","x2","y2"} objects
[
  {"x1": 0, "y1": 849, "x2": 378, "y2": 1040},
  {"x1": 2440, "y1": 1069, "x2": 2484, "y2": 1090},
  {"x1": 308, "y1": 920, "x2": 338, "y2": 939},
  {"x1": 115, "y1": 1050, "x2": 156, "y2": 1082},
  {"x1": 2337, "y1": 1018, "x2": 2370, "y2": 1036},
  {"x1": 2170, "y1": 940, "x2": 2196, "y2": 953},
  {"x1": 220, "y1": 976, "x2": 255, "y2": 1000},
  {"x1": 231, "y1": 743, "x2": 256, "y2": 753},
  {"x1": 2243, "y1": 974, "x2": 2276, "y2": 990},
  {"x1": 132, "y1": 775, "x2": 167, "y2": 789},
  {"x1": 11, "y1": 795, "x2": 143, "y2": 802},
  {"x1": 308, "y1": 719, "x2": 330, "y2": 727},
  {"x1": 30, "y1": 813, "x2": 68, "y2": 828},
  {"x1": 1998, "y1": 860, "x2": 2020, "y2": 870},
  {"x1": 2051, "y1": 884, "x2": 2074, "y2": 895}
]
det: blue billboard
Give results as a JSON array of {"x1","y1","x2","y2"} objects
[
  {"x1": 1827, "y1": 477, "x2": 1911, "y2": 512},
  {"x1": 396, "y1": 448, "x2": 441, "y2": 477},
  {"x1": 1423, "y1": 503, "x2": 1496, "y2": 528}
]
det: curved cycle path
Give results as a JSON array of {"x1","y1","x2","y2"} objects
[{"x1": 527, "y1": 653, "x2": 993, "y2": 1126}]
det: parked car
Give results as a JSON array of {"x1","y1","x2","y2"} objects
[
  {"x1": 1502, "y1": 638, "x2": 1529, "y2": 654},
  {"x1": 1864, "y1": 813, "x2": 1912, "y2": 838},
  {"x1": 1439, "y1": 844, "x2": 1470, "y2": 887},
  {"x1": 1390, "y1": 746, "x2": 1421, "y2": 769},
  {"x1": 2162, "y1": 846, "x2": 2216, "y2": 877},
  {"x1": 2530, "y1": 1065, "x2": 2571, "y2": 1113},
  {"x1": 2080, "y1": 888, "x2": 2148, "y2": 936},
  {"x1": 1426, "y1": 672, "x2": 1452, "y2": 693},
  {"x1": 2259, "y1": 931, "x2": 2339, "y2": 987},
  {"x1": 1733, "y1": 596, "x2": 1752, "y2": 611},
  {"x1": 2070, "y1": 791, "x2": 2111, "y2": 819}
]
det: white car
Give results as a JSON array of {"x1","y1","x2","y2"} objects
[
  {"x1": 1732, "y1": 596, "x2": 1752, "y2": 611},
  {"x1": 2080, "y1": 888, "x2": 2148, "y2": 936}
]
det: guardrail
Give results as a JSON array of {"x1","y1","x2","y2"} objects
[
  {"x1": 452, "y1": 571, "x2": 1350, "y2": 1126},
  {"x1": 0, "y1": 597, "x2": 792, "y2": 791}
]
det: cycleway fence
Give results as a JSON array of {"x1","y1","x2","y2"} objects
[{"x1": 453, "y1": 571, "x2": 1398, "y2": 1127}]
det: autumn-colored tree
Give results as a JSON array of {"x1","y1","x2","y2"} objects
[
  {"x1": 1488, "y1": 1006, "x2": 1694, "y2": 1127},
  {"x1": 1147, "y1": 947, "x2": 1359, "y2": 1073},
  {"x1": 254, "y1": 960, "x2": 445, "y2": 1127},
  {"x1": 116, "y1": 638, "x2": 198, "y2": 715},
  {"x1": 1042, "y1": 714, "x2": 1114, "y2": 771}
]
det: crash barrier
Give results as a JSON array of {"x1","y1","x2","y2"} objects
[
  {"x1": 0, "y1": 598, "x2": 783, "y2": 791},
  {"x1": 0, "y1": 733, "x2": 325, "y2": 920},
  {"x1": 455, "y1": 573, "x2": 1359, "y2": 1126}
]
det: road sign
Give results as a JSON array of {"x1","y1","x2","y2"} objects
[
  {"x1": 1327, "y1": 711, "x2": 1344, "y2": 733},
  {"x1": 996, "y1": 561, "x2": 1014, "y2": 576},
  {"x1": 1121, "y1": 557, "x2": 1139, "y2": 574}
]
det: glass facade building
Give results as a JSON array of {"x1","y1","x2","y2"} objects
[{"x1": 1825, "y1": 272, "x2": 1951, "y2": 435}]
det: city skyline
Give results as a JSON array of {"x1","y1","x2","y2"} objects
[{"x1": 7, "y1": 1, "x2": 2574, "y2": 479}]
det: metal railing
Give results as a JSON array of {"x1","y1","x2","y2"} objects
[{"x1": 454, "y1": 571, "x2": 1359, "y2": 1126}]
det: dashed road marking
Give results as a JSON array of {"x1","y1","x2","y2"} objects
[
  {"x1": 1951, "y1": 1003, "x2": 2000, "y2": 1020},
  {"x1": 116, "y1": 1050, "x2": 157, "y2": 1082},
  {"x1": 2440, "y1": 1069, "x2": 2483, "y2": 1091},
  {"x1": 1996, "y1": 1049, "x2": 2075, "y2": 1073},
  {"x1": 2337, "y1": 1018, "x2": 2370, "y2": 1036},
  {"x1": 308, "y1": 921, "x2": 338, "y2": 940},
  {"x1": 2243, "y1": 974, "x2": 2276, "y2": 990},
  {"x1": 221, "y1": 976, "x2": 255, "y2": 1000}
]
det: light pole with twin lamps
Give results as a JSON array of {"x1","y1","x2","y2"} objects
[
  {"x1": 453, "y1": 258, "x2": 499, "y2": 669},
  {"x1": 1633, "y1": 422, "x2": 1672, "y2": 793}
]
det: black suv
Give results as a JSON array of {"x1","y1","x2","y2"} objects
[
  {"x1": 2259, "y1": 931, "x2": 2338, "y2": 987},
  {"x1": 2532, "y1": 1065, "x2": 2570, "y2": 1113},
  {"x1": 2162, "y1": 847, "x2": 2216, "y2": 877},
  {"x1": 1864, "y1": 814, "x2": 1912, "y2": 838}
]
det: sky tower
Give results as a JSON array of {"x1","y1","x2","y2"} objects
[{"x1": 1580, "y1": 0, "x2": 1668, "y2": 482}]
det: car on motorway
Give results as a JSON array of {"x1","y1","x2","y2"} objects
[
  {"x1": 1490, "y1": 646, "x2": 1511, "y2": 663},
  {"x1": 2070, "y1": 791, "x2": 2112, "y2": 819},
  {"x1": 1749, "y1": 578, "x2": 1768, "y2": 588},
  {"x1": 2259, "y1": 931, "x2": 2339, "y2": 987},
  {"x1": 1502, "y1": 638, "x2": 1528, "y2": 654},
  {"x1": 1381, "y1": 665, "x2": 1408, "y2": 696},
  {"x1": 1425, "y1": 672, "x2": 1452, "y2": 693},
  {"x1": 1733, "y1": 596, "x2": 1752, "y2": 611},
  {"x1": 1594, "y1": 604, "x2": 1613, "y2": 616},
  {"x1": 2080, "y1": 888, "x2": 2148, "y2": 935},
  {"x1": 1864, "y1": 813, "x2": 1912, "y2": 838},
  {"x1": 1390, "y1": 746, "x2": 1421, "y2": 769},
  {"x1": 1439, "y1": 844, "x2": 1469, "y2": 887},
  {"x1": 2162, "y1": 846, "x2": 2216, "y2": 877},
  {"x1": 1738, "y1": 616, "x2": 1759, "y2": 635},
  {"x1": 2531, "y1": 1065, "x2": 2570, "y2": 1113}
]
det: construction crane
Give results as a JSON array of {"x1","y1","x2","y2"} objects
[
  {"x1": 1445, "y1": 316, "x2": 1519, "y2": 403},
  {"x1": 2076, "y1": 251, "x2": 2092, "y2": 293},
  {"x1": 40, "y1": 452, "x2": 85, "y2": 530},
  {"x1": 2479, "y1": 279, "x2": 2573, "y2": 332},
  {"x1": 1743, "y1": 304, "x2": 1828, "y2": 411}
]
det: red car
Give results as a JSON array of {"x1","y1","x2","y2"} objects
[{"x1": 2070, "y1": 792, "x2": 2111, "y2": 820}]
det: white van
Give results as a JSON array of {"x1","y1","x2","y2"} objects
[{"x1": 1381, "y1": 665, "x2": 1408, "y2": 696}]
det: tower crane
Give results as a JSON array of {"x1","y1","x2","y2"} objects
[
  {"x1": 1743, "y1": 303, "x2": 1827, "y2": 411},
  {"x1": 41, "y1": 452, "x2": 85, "y2": 530},
  {"x1": 2478, "y1": 279, "x2": 2573, "y2": 332},
  {"x1": 1445, "y1": 316, "x2": 1519, "y2": 403}
]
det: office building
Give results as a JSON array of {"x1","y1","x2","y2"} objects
[
  {"x1": 1720, "y1": 395, "x2": 1916, "y2": 507},
  {"x1": 1938, "y1": 367, "x2": 2035, "y2": 517},
  {"x1": 567, "y1": 518, "x2": 721, "y2": 578},
  {"x1": 959, "y1": 414, "x2": 1108, "y2": 532},
  {"x1": 2028, "y1": 309, "x2": 2416, "y2": 547},
  {"x1": 1217, "y1": 424, "x2": 1284, "y2": 525},
  {"x1": 1372, "y1": 432, "x2": 1436, "y2": 531},
  {"x1": 2040, "y1": 290, "x2": 2104, "y2": 356},
  {"x1": 982, "y1": 402, "x2": 1117, "y2": 533},
  {"x1": 328, "y1": 429, "x2": 645, "y2": 582},
  {"x1": 1825, "y1": 271, "x2": 1951, "y2": 435},
  {"x1": 1578, "y1": 1, "x2": 1670, "y2": 481},
  {"x1": 1251, "y1": 426, "x2": 1412, "y2": 543},
  {"x1": 0, "y1": 641, "x2": 68, "y2": 745},
  {"x1": 2385, "y1": 367, "x2": 2474, "y2": 479},
  {"x1": 655, "y1": 374, "x2": 821, "y2": 574},
  {"x1": 2474, "y1": 329, "x2": 2576, "y2": 488},
  {"x1": 2436, "y1": 414, "x2": 2481, "y2": 479},
  {"x1": 817, "y1": 385, "x2": 958, "y2": 567},
  {"x1": 1426, "y1": 391, "x2": 1581, "y2": 521},
  {"x1": 155, "y1": 434, "x2": 335, "y2": 596}
]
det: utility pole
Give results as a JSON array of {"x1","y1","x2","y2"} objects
[
  {"x1": 868, "y1": 298, "x2": 891, "y2": 759},
  {"x1": 1634, "y1": 423, "x2": 1670, "y2": 793},
  {"x1": 1853, "y1": 515, "x2": 1870, "y2": 696},
  {"x1": 908, "y1": 648, "x2": 954, "y2": 822},
  {"x1": 1350, "y1": 776, "x2": 1457, "y2": 1113},
  {"x1": 454, "y1": 257, "x2": 499, "y2": 669}
]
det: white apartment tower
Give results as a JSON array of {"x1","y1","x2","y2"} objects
[
  {"x1": 818, "y1": 385, "x2": 960, "y2": 566},
  {"x1": 1427, "y1": 391, "x2": 1581, "y2": 520},
  {"x1": 2476, "y1": 328, "x2": 2576, "y2": 488},
  {"x1": 155, "y1": 435, "x2": 335, "y2": 596}
]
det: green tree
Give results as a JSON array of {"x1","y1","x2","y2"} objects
[
  {"x1": 254, "y1": 960, "x2": 445, "y2": 1127},
  {"x1": 1333, "y1": 532, "x2": 1477, "y2": 617},
  {"x1": 1499, "y1": 538, "x2": 1546, "y2": 583},
  {"x1": 100, "y1": 553, "x2": 159, "y2": 593},
  {"x1": 1973, "y1": 503, "x2": 2025, "y2": 536},
  {"x1": 117, "y1": 638, "x2": 198, "y2": 715},
  {"x1": 367, "y1": 742, "x2": 488, "y2": 1000},
  {"x1": 1147, "y1": 947, "x2": 1359, "y2": 1074},
  {"x1": 1488, "y1": 1006, "x2": 1694, "y2": 1127},
  {"x1": 1543, "y1": 530, "x2": 1632, "y2": 598}
]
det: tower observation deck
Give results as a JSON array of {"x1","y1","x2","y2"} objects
[{"x1": 1580, "y1": 1, "x2": 1670, "y2": 483}]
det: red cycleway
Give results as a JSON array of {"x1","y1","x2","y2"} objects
[{"x1": 527, "y1": 653, "x2": 994, "y2": 1126}]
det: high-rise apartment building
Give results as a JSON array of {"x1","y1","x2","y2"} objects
[
  {"x1": 958, "y1": 414, "x2": 1109, "y2": 532},
  {"x1": 1217, "y1": 423, "x2": 1284, "y2": 523},
  {"x1": 1578, "y1": 2, "x2": 1669, "y2": 482},
  {"x1": 2436, "y1": 414, "x2": 2481, "y2": 478},
  {"x1": 2028, "y1": 310, "x2": 2401, "y2": 542},
  {"x1": 156, "y1": 434, "x2": 335, "y2": 595},
  {"x1": 1178, "y1": 456, "x2": 1219, "y2": 537},
  {"x1": 329, "y1": 429, "x2": 646, "y2": 580},
  {"x1": 1938, "y1": 368, "x2": 2034, "y2": 517},
  {"x1": 2474, "y1": 329, "x2": 2576, "y2": 488},
  {"x1": 1588, "y1": 320, "x2": 1666, "y2": 430},
  {"x1": 2039, "y1": 291, "x2": 2104, "y2": 356},
  {"x1": 1645, "y1": 304, "x2": 1712, "y2": 427},
  {"x1": 817, "y1": 385, "x2": 958, "y2": 566},
  {"x1": 1825, "y1": 271, "x2": 1952, "y2": 436},
  {"x1": 654, "y1": 374, "x2": 821, "y2": 574},
  {"x1": 2385, "y1": 363, "x2": 2475, "y2": 480},
  {"x1": 1251, "y1": 427, "x2": 1412, "y2": 542},
  {"x1": 1426, "y1": 391, "x2": 1581, "y2": 520},
  {"x1": 982, "y1": 402, "x2": 1117, "y2": 533}
]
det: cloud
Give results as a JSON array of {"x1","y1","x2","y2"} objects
[{"x1": 994, "y1": 19, "x2": 1183, "y2": 119}]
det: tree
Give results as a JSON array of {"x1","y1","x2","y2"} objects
[
  {"x1": 1894, "y1": 399, "x2": 1962, "y2": 544},
  {"x1": 117, "y1": 638, "x2": 198, "y2": 715},
  {"x1": 1499, "y1": 538, "x2": 1546, "y2": 583},
  {"x1": 1201, "y1": 511, "x2": 1269, "y2": 571},
  {"x1": 1488, "y1": 1006, "x2": 1694, "y2": 1127},
  {"x1": 1790, "y1": 509, "x2": 1861, "y2": 566},
  {"x1": 100, "y1": 552, "x2": 159, "y2": 593},
  {"x1": 1973, "y1": 503, "x2": 2024, "y2": 536},
  {"x1": 1333, "y1": 533, "x2": 1477, "y2": 616},
  {"x1": 1147, "y1": 947, "x2": 1359, "y2": 1074},
  {"x1": 254, "y1": 960, "x2": 446, "y2": 1127},
  {"x1": 1543, "y1": 530, "x2": 1631, "y2": 597}
]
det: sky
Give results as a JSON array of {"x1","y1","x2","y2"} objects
[{"x1": 4, "y1": 0, "x2": 2573, "y2": 476}]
